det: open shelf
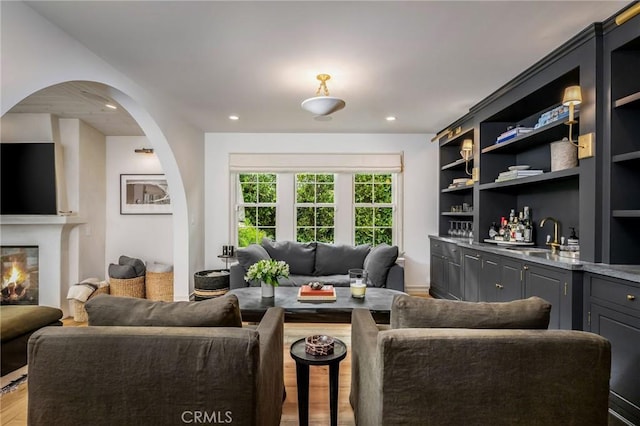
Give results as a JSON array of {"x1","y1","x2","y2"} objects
[
  {"x1": 441, "y1": 185, "x2": 474, "y2": 193},
  {"x1": 441, "y1": 157, "x2": 472, "y2": 170},
  {"x1": 612, "y1": 210, "x2": 640, "y2": 218},
  {"x1": 481, "y1": 117, "x2": 576, "y2": 155},
  {"x1": 614, "y1": 91, "x2": 640, "y2": 109},
  {"x1": 612, "y1": 150, "x2": 640, "y2": 163},
  {"x1": 479, "y1": 168, "x2": 579, "y2": 191},
  {"x1": 441, "y1": 212, "x2": 474, "y2": 217}
]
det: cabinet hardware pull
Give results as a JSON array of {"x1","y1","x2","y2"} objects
[
  {"x1": 628, "y1": 295, "x2": 636, "y2": 301},
  {"x1": 520, "y1": 270, "x2": 523, "y2": 282},
  {"x1": 564, "y1": 282, "x2": 568, "y2": 296},
  {"x1": 496, "y1": 284, "x2": 503, "y2": 289}
]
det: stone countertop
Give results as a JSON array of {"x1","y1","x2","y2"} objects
[{"x1": 429, "y1": 235, "x2": 640, "y2": 283}]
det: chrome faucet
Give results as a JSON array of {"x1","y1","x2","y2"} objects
[{"x1": 540, "y1": 217, "x2": 561, "y2": 254}]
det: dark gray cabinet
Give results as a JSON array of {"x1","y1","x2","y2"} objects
[
  {"x1": 523, "y1": 263, "x2": 580, "y2": 330},
  {"x1": 585, "y1": 273, "x2": 640, "y2": 424},
  {"x1": 429, "y1": 238, "x2": 462, "y2": 300},
  {"x1": 458, "y1": 245, "x2": 581, "y2": 329}
]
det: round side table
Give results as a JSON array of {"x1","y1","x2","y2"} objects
[{"x1": 289, "y1": 337, "x2": 347, "y2": 426}]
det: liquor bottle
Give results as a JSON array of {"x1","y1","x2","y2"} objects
[
  {"x1": 515, "y1": 213, "x2": 524, "y2": 242},
  {"x1": 523, "y1": 206, "x2": 533, "y2": 243},
  {"x1": 501, "y1": 217, "x2": 510, "y2": 241}
]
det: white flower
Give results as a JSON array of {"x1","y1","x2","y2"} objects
[{"x1": 244, "y1": 259, "x2": 289, "y2": 287}]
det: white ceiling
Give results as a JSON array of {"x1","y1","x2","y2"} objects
[{"x1": 13, "y1": 1, "x2": 627, "y2": 135}]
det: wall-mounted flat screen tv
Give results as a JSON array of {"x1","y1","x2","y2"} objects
[{"x1": 1, "y1": 143, "x2": 57, "y2": 215}]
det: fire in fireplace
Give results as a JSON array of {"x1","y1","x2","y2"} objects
[{"x1": 1, "y1": 246, "x2": 38, "y2": 305}]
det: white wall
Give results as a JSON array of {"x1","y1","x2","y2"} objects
[
  {"x1": 59, "y1": 118, "x2": 107, "y2": 282},
  {"x1": 204, "y1": 133, "x2": 439, "y2": 292},
  {"x1": 1, "y1": 2, "x2": 203, "y2": 301},
  {"x1": 105, "y1": 137, "x2": 173, "y2": 271}
]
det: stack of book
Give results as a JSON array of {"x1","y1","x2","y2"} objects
[
  {"x1": 297, "y1": 284, "x2": 337, "y2": 301},
  {"x1": 495, "y1": 169, "x2": 543, "y2": 182},
  {"x1": 495, "y1": 126, "x2": 534, "y2": 144}
]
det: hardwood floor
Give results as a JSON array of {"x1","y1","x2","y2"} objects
[{"x1": 0, "y1": 321, "x2": 356, "y2": 426}]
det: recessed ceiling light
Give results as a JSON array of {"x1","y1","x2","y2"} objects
[
  {"x1": 105, "y1": 103, "x2": 118, "y2": 110},
  {"x1": 229, "y1": 115, "x2": 239, "y2": 121},
  {"x1": 386, "y1": 116, "x2": 397, "y2": 121}
]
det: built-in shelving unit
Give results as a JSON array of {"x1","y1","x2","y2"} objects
[
  {"x1": 606, "y1": 23, "x2": 640, "y2": 265},
  {"x1": 436, "y1": 125, "x2": 476, "y2": 237}
]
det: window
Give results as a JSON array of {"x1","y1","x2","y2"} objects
[
  {"x1": 236, "y1": 173, "x2": 277, "y2": 247},
  {"x1": 354, "y1": 173, "x2": 394, "y2": 245},
  {"x1": 295, "y1": 173, "x2": 335, "y2": 243}
]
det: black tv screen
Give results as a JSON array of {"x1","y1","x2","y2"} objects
[{"x1": 1, "y1": 143, "x2": 57, "y2": 214}]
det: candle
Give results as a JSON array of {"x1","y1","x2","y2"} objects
[{"x1": 350, "y1": 283, "x2": 366, "y2": 298}]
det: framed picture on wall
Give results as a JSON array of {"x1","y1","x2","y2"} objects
[{"x1": 120, "y1": 174, "x2": 172, "y2": 215}]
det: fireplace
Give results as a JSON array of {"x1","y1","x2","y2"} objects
[{"x1": 1, "y1": 246, "x2": 39, "y2": 305}]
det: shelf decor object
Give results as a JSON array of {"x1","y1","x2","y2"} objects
[{"x1": 301, "y1": 74, "x2": 346, "y2": 116}]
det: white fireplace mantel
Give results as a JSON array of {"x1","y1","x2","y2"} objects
[{"x1": 1, "y1": 215, "x2": 86, "y2": 316}]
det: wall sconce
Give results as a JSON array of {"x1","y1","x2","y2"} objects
[
  {"x1": 134, "y1": 148, "x2": 154, "y2": 154},
  {"x1": 460, "y1": 139, "x2": 473, "y2": 176},
  {"x1": 562, "y1": 85, "x2": 581, "y2": 145},
  {"x1": 562, "y1": 85, "x2": 594, "y2": 159}
]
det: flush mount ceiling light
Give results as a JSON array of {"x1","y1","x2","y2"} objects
[
  {"x1": 301, "y1": 74, "x2": 346, "y2": 116},
  {"x1": 80, "y1": 90, "x2": 118, "y2": 110}
]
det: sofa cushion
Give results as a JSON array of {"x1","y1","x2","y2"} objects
[
  {"x1": 261, "y1": 238, "x2": 316, "y2": 275},
  {"x1": 236, "y1": 244, "x2": 271, "y2": 272},
  {"x1": 314, "y1": 243, "x2": 370, "y2": 276},
  {"x1": 363, "y1": 244, "x2": 398, "y2": 287},
  {"x1": 0, "y1": 306, "x2": 63, "y2": 343},
  {"x1": 85, "y1": 293, "x2": 243, "y2": 327},
  {"x1": 391, "y1": 295, "x2": 551, "y2": 329}
]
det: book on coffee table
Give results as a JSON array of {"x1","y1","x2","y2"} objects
[{"x1": 297, "y1": 285, "x2": 337, "y2": 301}]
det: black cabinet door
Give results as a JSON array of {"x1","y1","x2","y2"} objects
[
  {"x1": 479, "y1": 254, "x2": 500, "y2": 302},
  {"x1": 430, "y1": 253, "x2": 447, "y2": 295},
  {"x1": 448, "y1": 260, "x2": 462, "y2": 300},
  {"x1": 524, "y1": 264, "x2": 571, "y2": 329},
  {"x1": 462, "y1": 249, "x2": 481, "y2": 302},
  {"x1": 590, "y1": 304, "x2": 640, "y2": 425},
  {"x1": 498, "y1": 258, "x2": 523, "y2": 302}
]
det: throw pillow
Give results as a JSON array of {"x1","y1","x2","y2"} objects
[
  {"x1": 236, "y1": 244, "x2": 271, "y2": 272},
  {"x1": 390, "y1": 295, "x2": 551, "y2": 329},
  {"x1": 363, "y1": 243, "x2": 398, "y2": 287},
  {"x1": 314, "y1": 242, "x2": 371, "y2": 276},
  {"x1": 108, "y1": 263, "x2": 137, "y2": 279},
  {"x1": 118, "y1": 255, "x2": 146, "y2": 277},
  {"x1": 85, "y1": 293, "x2": 243, "y2": 327},
  {"x1": 261, "y1": 238, "x2": 316, "y2": 275}
]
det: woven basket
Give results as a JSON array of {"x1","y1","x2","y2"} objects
[
  {"x1": 109, "y1": 276, "x2": 145, "y2": 298},
  {"x1": 71, "y1": 285, "x2": 110, "y2": 322},
  {"x1": 145, "y1": 271, "x2": 174, "y2": 301}
]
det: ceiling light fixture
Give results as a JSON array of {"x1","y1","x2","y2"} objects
[
  {"x1": 386, "y1": 116, "x2": 397, "y2": 121},
  {"x1": 105, "y1": 103, "x2": 118, "y2": 110},
  {"x1": 134, "y1": 148, "x2": 154, "y2": 154},
  {"x1": 229, "y1": 115, "x2": 239, "y2": 121},
  {"x1": 301, "y1": 74, "x2": 346, "y2": 116}
]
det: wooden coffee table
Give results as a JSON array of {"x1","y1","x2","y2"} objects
[{"x1": 228, "y1": 287, "x2": 405, "y2": 324}]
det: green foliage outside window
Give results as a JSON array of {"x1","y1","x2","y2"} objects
[
  {"x1": 238, "y1": 173, "x2": 277, "y2": 247},
  {"x1": 354, "y1": 174, "x2": 393, "y2": 246},
  {"x1": 295, "y1": 173, "x2": 335, "y2": 243}
]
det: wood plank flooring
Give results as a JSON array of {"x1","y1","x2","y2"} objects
[{"x1": 0, "y1": 321, "x2": 355, "y2": 426}]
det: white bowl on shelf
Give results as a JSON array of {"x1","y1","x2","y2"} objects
[{"x1": 508, "y1": 165, "x2": 531, "y2": 171}]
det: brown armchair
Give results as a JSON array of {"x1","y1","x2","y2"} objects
[{"x1": 350, "y1": 296, "x2": 611, "y2": 425}]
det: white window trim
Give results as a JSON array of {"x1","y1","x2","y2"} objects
[{"x1": 229, "y1": 153, "x2": 404, "y2": 251}]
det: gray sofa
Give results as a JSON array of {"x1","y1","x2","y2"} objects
[
  {"x1": 28, "y1": 294, "x2": 284, "y2": 426},
  {"x1": 350, "y1": 295, "x2": 612, "y2": 425},
  {"x1": 230, "y1": 239, "x2": 404, "y2": 291}
]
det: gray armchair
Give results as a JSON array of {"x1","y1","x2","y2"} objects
[
  {"x1": 28, "y1": 306, "x2": 285, "y2": 426},
  {"x1": 350, "y1": 296, "x2": 611, "y2": 426}
]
